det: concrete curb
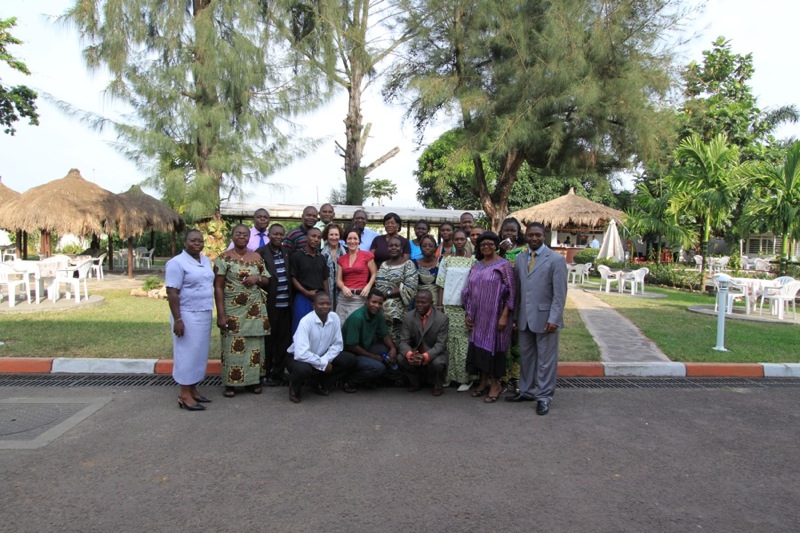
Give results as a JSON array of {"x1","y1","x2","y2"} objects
[{"x1": 1, "y1": 358, "x2": 799, "y2": 378}]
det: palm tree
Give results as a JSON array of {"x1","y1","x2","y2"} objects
[
  {"x1": 667, "y1": 134, "x2": 746, "y2": 281},
  {"x1": 626, "y1": 179, "x2": 697, "y2": 264},
  {"x1": 740, "y1": 142, "x2": 800, "y2": 274}
]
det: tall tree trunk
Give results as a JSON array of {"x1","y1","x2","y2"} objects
[
  {"x1": 344, "y1": 66, "x2": 366, "y2": 205},
  {"x1": 780, "y1": 232, "x2": 789, "y2": 275},
  {"x1": 474, "y1": 150, "x2": 526, "y2": 232}
]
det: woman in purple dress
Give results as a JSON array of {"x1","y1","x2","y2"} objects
[{"x1": 462, "y1": 231, "x2": 516, "y2": 403}]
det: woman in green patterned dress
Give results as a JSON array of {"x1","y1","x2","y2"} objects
[
  {"x1": 375, "y1": 236, "x2": 418, "y2": 345},
  {"x1": 436, "y1": 229, "x2": 477, "y2": 390},
  {"x1": 214, "y1": 224, "x2": 271, "y2": 397},
  {"x1": 498, "y1": 217, "x2": 526, "y2": 394}
]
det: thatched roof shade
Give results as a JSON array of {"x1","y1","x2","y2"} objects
[
  {"x1": 0, "y1": 177, "x2": 20, "y2": 205},
  {"x1": 116, "y1": 185, "x2": 185, "y2": 238},
  {"x1": 0, "y1": 169, "x2": 126, "y2": 235},
  {"x1": 509, "y1": 187, "x2": 625, "y2": 229}
]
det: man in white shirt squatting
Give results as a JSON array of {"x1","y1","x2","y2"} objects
[{"x1": 286, "y1": 292, "x2": 356, "y2": 403}]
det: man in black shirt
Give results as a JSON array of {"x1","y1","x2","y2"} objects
[{"x1": 289, "y1": 227, "x2": 328, "y2": 334}]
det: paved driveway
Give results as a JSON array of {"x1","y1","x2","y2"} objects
[{"x1": 1, "y1": 385, "x2": 798, "y2": 532}]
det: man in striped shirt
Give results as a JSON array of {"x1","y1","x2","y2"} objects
[{"x1": 257, "y1": 223, "x2": 293, "y2": 386}]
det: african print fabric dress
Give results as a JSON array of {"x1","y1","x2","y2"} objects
[
  {"x1": 435, "y1": 255, "x2": 476, "y2": 385},
  {"x1": 502, "y1": 246, "x2": 526, "y2": 382},
  {"x1": 214, "y1": 256, "x2": 270, "y2": 387},
  {"x1": 375, "y1": 260, "x2": 418, "y2": 344},
  {"x1": 411, "y1": 258, "x2": 439, "y2": 309}
]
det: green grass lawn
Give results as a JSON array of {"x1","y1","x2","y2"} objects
[
  {"x1": 595, "y1": 286, "x2": 800, "y2": 363},
  {"x1": 560, "y1": 297, "x2": 602, "y2": 361},
  {"x1": 0, "y1": 290, "x2": 219, "y2": 359}
]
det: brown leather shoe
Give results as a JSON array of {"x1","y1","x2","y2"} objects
[{"x1": 432, "y1": 384, "x2": 444, "y2": 396}]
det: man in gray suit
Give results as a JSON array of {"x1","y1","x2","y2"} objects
[
  {"x1": 507, "y1": 221, "x2": 567, "y2": 415},
  {"x1": 398, "y1": 290, "x2": 449, "y2": 396}
]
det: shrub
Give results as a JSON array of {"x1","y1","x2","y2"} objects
[
  {"x1": 573, "y1": 248, "x2": 599, "y2": 264},
  {"x1": 646, "y1": 264, "x2": 702, "y2": 291},
  {"x1": 142, "y1": 277, "x2": 164, "y2": 291}
]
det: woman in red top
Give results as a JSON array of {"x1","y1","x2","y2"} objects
[{"x1": 336, "y1": 227, "x2": 377, "y2": 322}]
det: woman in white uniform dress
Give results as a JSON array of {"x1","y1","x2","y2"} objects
[{"x1": 166, "y1": 229, "x2": 215, "y2": 411}]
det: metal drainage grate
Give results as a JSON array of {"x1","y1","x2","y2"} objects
[{"x1": 0, "y1": 374, "x2": 797, "y2": 389}]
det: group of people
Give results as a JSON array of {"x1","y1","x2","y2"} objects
[{"x1": 165, "y1": 205, "x2": 567, "y2": 416}]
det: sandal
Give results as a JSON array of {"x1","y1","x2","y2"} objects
[
  {"x1": 471, "y1": 386, "x2": 489, "y2": 398},
  {"x1": 342, "y1": 383, "x2": 357, "y2": 394},
  {"x1": 248, "y1": 385, "x2": 263, "y2": 395},
  {"x1": 484, "y1": 393, "x2": 500, "y2": 404},
  {"x1": 223, "y1": 386, "x2": 236, "y2": 398}
]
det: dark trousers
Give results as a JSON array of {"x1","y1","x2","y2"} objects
[
  {"x1": 264, "y1": 306, "x2": 292, "y2": 380},
  {"x1": 398, "y1": 354, "x2": 447, "y2": 387},
  {"x1": 287, "y1": 351, "x2": 357, "y2": 392},
  {"x1": 346, "y1": 343, "x2": 393, "y2": 386}
]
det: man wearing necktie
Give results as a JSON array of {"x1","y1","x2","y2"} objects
[
  {"x1": 507, "y1": 221, "x2": 567, "y2": 415},
  {"x1": 227, "y1": 208, "x2": 270, "y2": 251}
]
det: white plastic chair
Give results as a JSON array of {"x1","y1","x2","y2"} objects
[
  {"x1": 134, "y1": 247, "x2": 148, "y2": 268},
  {"x1": 52, "y1": 260, "x2": 92, "y2": 303},
  {"x1": 568, "y1": 263, "x2": 591, "y2": 284},
  {"x1": 139, "y1": 248, "x2": 155, "y2": 269},
  {"x1": 759, "y1": 280, "x2": 800, "y2": 320},
  {"x1": 597, "y1": 265, "x2": 620, "y2": 293},
  {"x1": 714, "y1": 276, "x2": 751, "y2": 315},
  {"x1": 693, "y1": 255, "x2": 703, "y2": 271},
  {"x1": 619, "y1": 270, "x2": 637, "y2": 294},
  {"x1": 92, "y1": 253, "x2": 108, "y2": 279},
  {"x1": 632, "y1": 267, "x2": 649, "y2": 294},
  {"x1": 0, "y1": 262, "x2": 31, "y2": 307},
  {"x1": 753, "y1": 258, "x2": 770, "y2": 272}
]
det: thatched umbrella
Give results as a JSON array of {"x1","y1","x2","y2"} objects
[
  {"x1": 0, "y1": 178, "x2": 24, "y2": 258},
  {"x1": 509, "y1": 187, "x2": 625, "y2": 229},
  {"x1": 0, "y1": 169, "x2": 126, "y2": 258},
  {"x1": 115, "y1": 185, "x2": 185, "y2": 278}
]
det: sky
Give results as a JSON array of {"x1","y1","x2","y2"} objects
[{"x1": 1, "y1": 0, "x2": 798, "y2": 209}]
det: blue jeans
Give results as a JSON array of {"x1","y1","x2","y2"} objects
[{"x1": 347, "y1": 343, "x2": 389, "y2": 385}]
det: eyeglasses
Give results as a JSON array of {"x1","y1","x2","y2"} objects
[
  {"x1": 479, "y1": 242, "x2": 496, "y2": 248},
  {"x1": 233, "y1": 232, "x2": 250, "y2": 237}
]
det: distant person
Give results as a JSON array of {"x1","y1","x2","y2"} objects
[
  {"x1": 341, "y1": 289, "x2": 398, "y2": 392},
  {"x1": 590, "y1": 236, "x2": 600, "y2": 249},
  {"x1": 256, "y1": 223, "x2": 293, "y2": 386},
  {"x1": 507, "y1": 221, "x2": 567, "y2": 416},
  {"x1": 166, "y1": 229, "x2": 215, "y2": 411},
  {"x1": 283, "y1": 205, "x2": 319, "y2": 254},
  {"x1": 437, "y1": 222, "x2": 455, "y2": 258},
  {"x1": 398, "y1": 290, "x2": 449, "y2": 396},
  {"x1": 214, "y1": 224, "x2": 271, "y2": 398},
  {"x1": 286, "y1": 292, "x2": 356, "y2": 403},
  {"x1": 563, "y1": 236, "x2": 572, "y2": 246},
  {"x1": 352, "y1": 209, "x2": 378, "y2": 251},
  {"x1": 228, "y1": 208, "x2": 270, "y2": 251},
  {"x1": 412, "y1": 235, "x2": 440, "y2": 306},
  {"x1": 315, "y1": 203, "x2": 336, "y2": 231},
  {"x1": 459, "y1": 212, "x2": 475, "y2": 255}
]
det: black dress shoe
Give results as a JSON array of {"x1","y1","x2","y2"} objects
[
  {"x1": 536, "y1": 401, "x2": 550, "y2": 415},
  {"x1": 505, "y1": 394, "x2": 534, "y2": 403},
  {"x1": 262, "y1": 376, "x2": 283, "y2": 387},
  {"x1": 178, "y1": 398, "x2": 206, "y2": 411},
  {"x1": 194, "y1": 395, "x2": 212, "y2": 403},
  {"x1": 313, "y1": 383, "x2": 330, "y2": 396},
  {"x1": 289, "y1": 387, "x2": 301, "y2": 404}
]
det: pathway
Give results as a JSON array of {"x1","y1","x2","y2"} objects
[{"x1": 568, "y1": 287, "x2": 671, "y2": 362}]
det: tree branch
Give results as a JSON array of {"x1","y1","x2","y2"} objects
[{"x1": 362, "y1": 147, "x2": 400, "y2": 177}]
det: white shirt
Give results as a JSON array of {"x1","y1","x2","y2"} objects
[{"x1": 288, "y1": 310, "x2": 344, "y2": 371}]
